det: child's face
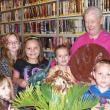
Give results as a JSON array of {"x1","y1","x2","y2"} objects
[
  {"x1": 0, "y1": 80, "x2": 11, "y2": 101},
  {"x1": 7, "y1": 34, "x2": 20, "y2": 53},
  {"x1": 55, "y1": 48, "x2": 70, "y2": 66},
  {"x1": 25, "y1": 40, "x2": 40, "y2": 61},
  {"x1": 93, "y1": 63, "x2": 110, "y2": 91}
]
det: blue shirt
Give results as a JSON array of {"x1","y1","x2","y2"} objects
[{"x1": 87, "y1": 85, "x2": 110, "y2": 99}]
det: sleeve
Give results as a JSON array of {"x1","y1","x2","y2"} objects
[
  {"x1": 14, "y1": 59, "x2": 23, "y2": 72},
  {"x1": 0, "y1": 58, "x2": 11, "y2": 77},
  {"x1": 70, "y1": 33, "x2": 86, "y2": 55},
  {"x1": 82, "y1": 86, "x2": 96, "y2": 101}
]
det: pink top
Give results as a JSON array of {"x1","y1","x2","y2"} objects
[{"x1": 70, "y1": 31, "x2": 110, "y2": 55}]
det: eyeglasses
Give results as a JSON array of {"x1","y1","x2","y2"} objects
[{"x1": 7, "y1": 41, "x2": 19, "y2": 45}]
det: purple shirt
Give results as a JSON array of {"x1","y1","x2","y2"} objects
[{"x1": 70, "y1": 31, "x2": 110, "y2": 55}]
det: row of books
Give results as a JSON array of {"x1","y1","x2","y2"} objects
[
  {"x1": 23, "y1": 0, "x2": 55, "y2": 6},
  {"x1": 0, "y1": 16, "x2": 109, "y2": 35},
  {"x1": 85, "y1": 0, "x2": 110, "y2": 12},
  {"x1": 38, "y1": 36, "x2": 77, "y2": 58},
  {"x1": 100, "y1": 0, "x2": 110, "y2": 12},
  {"x1": 1, "y1": 10, "x2": 21, "y2": 22},
  {"x1": 0, "y1": 23, "x2": 21, "y2": 34},
  {"x1": 59, "y1": 19, "x2": 85, "y2": 34},
  {"x1": 38, "y1": 37, "x2": 76, "y2": 50},
  {"x1": 23, "y1": 19, "x2": 85, "y2": 34},
  {"x1": 59, "y1": 0, "x2": 84, "y2": 15},
  {"x1": 103, "y1": 16, "x2": 110, "y2": 32},
  {"x1": 24, "y1": 2, "x2": 56, "y2": 19},
  {"x1": 0, "y1": 0, "x2": 21, "y2": 11},
  {"x1": 23, "y1": 20, "x2": 57, "y2": 34}
]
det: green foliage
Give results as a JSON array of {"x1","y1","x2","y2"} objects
[{"x1": 12, "y1": 83, "x2": 98, "y2": 110}]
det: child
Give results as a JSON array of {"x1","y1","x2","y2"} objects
[
  {"x1": 0, "y1": 74, "x2": 14, "y2": 110},
  {"x1": 46, "y1": 45, "x2": 76, "y2": 92},
  {"x1": 13, "y1": 37, "x2": 49, "y2": 92},
  {"x1": 84, "y1": 59, "x2": 110, "y2": 110},
  {"x1": 0, "y1": 32, "x2": 21, "y2": 77}
]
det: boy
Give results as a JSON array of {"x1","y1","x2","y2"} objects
[{"x1": 85, "y1": 59, "x2": 110, "y2": 110}]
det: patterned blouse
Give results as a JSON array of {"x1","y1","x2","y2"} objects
[{"x1": 0, "y1": 57, "x2": 11, "y2": 77}]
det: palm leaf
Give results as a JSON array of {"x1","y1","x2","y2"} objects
[{"x1": 12, "y1": 83, "x2": 98, "y2": 110}]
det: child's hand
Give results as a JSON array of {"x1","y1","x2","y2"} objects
[
  {"x1": 19, "y1": 79, "x2": 28, "y2": 88},
  {"x1": 64, "y1": 73, "x2": 76, "y2": 83},
  {"x1": 104, "y1": 103, "x2": 110, "y2": 110},
  {"x1": 91, "y1": 101, "x2": 110, "y2": 110},
  {"x1": 104, "y1": 99, "x2": 110, "y2": 110},
  {"x1": 91, "y1": 103, "x2": 100, "y2": 110}
]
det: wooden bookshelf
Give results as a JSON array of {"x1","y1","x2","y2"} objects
[{"x1": 0, "y1": 0, "x2": 110, "y2": 50}]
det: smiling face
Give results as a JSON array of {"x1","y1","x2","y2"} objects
[
  {"x1": 25, "y1": 39, "x2": 40, "y2": 63},
  {"x1": 84, "y1": 12, "x2": 102, "y2": 38},
  {"x1": 6, "y1": 34, "x2": 20, "y2": 53},
  {"x1": 93, "y1": 63, "x2": 110, "y2": 92},
  {"x1": 55, "y1": 47, "x2": 70, "y2": 66},
  {"x1": 0, "y1": 79, "x2": 11, "y2": 101}
]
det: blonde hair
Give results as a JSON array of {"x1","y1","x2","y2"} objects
[
  {"x1": 54, "y1": 44, "x2": 70, "y2": 57},
  {"x1": 0, "y1": 74, "x2": 14, "y2": 100}
]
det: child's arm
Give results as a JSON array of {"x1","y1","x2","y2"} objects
[
  {"x1": 13, "y1": 69, "x2": 28, "y2": 88},
  {"x1": 46, "y1": 67, "x2": 56, "y2": 78}
]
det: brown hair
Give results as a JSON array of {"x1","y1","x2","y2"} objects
[
  {"x1": 1, "y1": 32, "x2": 21, "y2": 75},
  {"x1": 22, "y1": 36, "x2": 44, "y2": 63},
  {"x1": 54, "y1": 44, "x2": 70, "y2": 57}
]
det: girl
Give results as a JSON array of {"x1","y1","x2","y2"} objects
[
  {"x1": 0, "y1": 74, "x2": 14, "y2": 110},
  {"x1": 0, "y1": 32, "x2": 21, "y2": 77},
  {"x1": 46, "y1": 45, "x2": 76, "y2": 92},
  {"x1": 13, "y1": 37, "x2": 49, "y2": 92}
]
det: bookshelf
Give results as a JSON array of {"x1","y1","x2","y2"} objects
[{"x1": 0, "y1": 0, "x2": 110, "y2": 50}]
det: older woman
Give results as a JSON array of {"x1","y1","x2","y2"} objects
[
  {"x1": 69, "y1": 6, "x2": 110, "y2": 83},
  {"x1": 70, "y1": 6, "x2": 110, "y2": 55}
]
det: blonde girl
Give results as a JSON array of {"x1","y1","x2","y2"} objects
[
  {"x1": 0, "y1": 74, "x2": 14, "y2": 110},
  {"x1": 46, "y1": 45, "x2": 76, "y2": 92}
]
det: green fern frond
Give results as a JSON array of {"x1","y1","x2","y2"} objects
[{"x1": 12, "y1": 83, "x2": 98, "y2": 110}]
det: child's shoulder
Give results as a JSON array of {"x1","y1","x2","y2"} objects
[
  {"x1": 50, "y1": 65, "x2": 59, "y2": 71},
  {"x1": 39, "y1": 59, "x2": 49, "y2": 69},
  {"x1": 15, "y1": 58, "x2": 26, "y2": 64},
  {"x1": 88, "y1": 85, "x2": 98, "y2": 92},
  {"x1": 41, "y1": 58, "x2": 49, "y2": 64}
]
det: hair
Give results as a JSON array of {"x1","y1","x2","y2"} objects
[
  {"x1": 1, "y1": 32, "x2": 21, "y2": 75},
  {"x1": 83, "y1": 6, "x2": 103, "y2": 18},
  {"x1": 22, "y1": 36, "x2": 44, "y2": 63},
  {"x1": 0, "y1": 74, "x2": 14, "y2": 110},
  {"x1": 93, "y1": 59, "x2": 110, "y2": 72},
  {"x1": 0, "y1": 74, "x2": 14, "y2": 99},
  {"x1": 54, "y1": 44, "x2": 70, "y2": 57}
]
